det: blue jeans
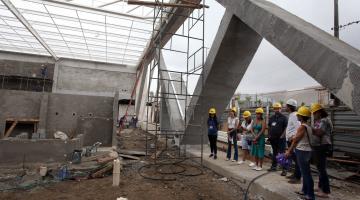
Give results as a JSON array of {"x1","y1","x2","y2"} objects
[
  {"x1": 288, "y1": 141, "x2": 301, "y2": 179},
  {"x1": 227, "y1": 132, "x2": 238, "y2": 161},
  {"x1": 296, "y1": 149, "x2": 315, "y2": 200},
  {"x1": 270, "y1": 138, "x2": 286, "y2": 168},
  {"x1": 313, "y1": 145, "x2": 331, "y2": 194}
]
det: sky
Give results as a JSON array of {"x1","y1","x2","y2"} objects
[{"x1": 161, "y1": 0, "x2": 360, "y2": 94}]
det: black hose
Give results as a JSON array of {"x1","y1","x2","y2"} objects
[
  {"x1": 137, "y1": 159, "x2": 204, "y2": 181},
  {"x1": 243, "y1": 171, "x2": 272, "y2": 200}
]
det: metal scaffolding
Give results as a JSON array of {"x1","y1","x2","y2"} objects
[{"x1": 145, "y1": 0, "x2": 206, "y2": 163}]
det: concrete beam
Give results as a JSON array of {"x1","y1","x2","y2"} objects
[
  {"x1": 182, "y1": 11, "x2": 262, "y2": 144},
  {"x1": 216, "y1": 0, "x2": 360, "y2": 115}
]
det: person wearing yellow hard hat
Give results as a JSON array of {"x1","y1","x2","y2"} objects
[
  {"x1": 250, "y1": 107, "x2": 266, "y2": 171},
  {"x1": 226, "y1": 107, "x2": 239, "y2": 162},
  {"x1": 311, "y1": 103, "x2": 333, "y2": 198},
  {"x1": 286, "y1": 106, "x2": 315, "y2": 200},
  {"x1": 207, "y1": 107, "x2": 219, "y2": 159},
  {"x1": 268, "y1": 103, "x2": 288, "y2": 176},
  {"x1": 238, "y1": 111, "x2": 255, "y2": 166}
]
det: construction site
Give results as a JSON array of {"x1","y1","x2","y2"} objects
[{"x1": 0, "y1": 0, "x2": 360, "y2": 200}]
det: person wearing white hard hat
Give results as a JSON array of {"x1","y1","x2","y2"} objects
[{"x1": 285, "y1": 99, "x2": 302, "y2": 184}]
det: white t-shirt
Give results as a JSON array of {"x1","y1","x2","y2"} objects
[
  {"x1": 227, "y1": 117, "x2": 239, "y2": 129},
  {"x1": 286, "y1": 112, "x2": 301, "y2": 141}
]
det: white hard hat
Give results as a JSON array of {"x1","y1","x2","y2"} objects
[{"x1": 286, "y1": 99, "x2": 297, "y2": 107}]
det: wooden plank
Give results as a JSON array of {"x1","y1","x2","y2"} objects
[
  {"x1": 119, "y1": 154, "x2": 140, "y2": 160},
  {"x1": 118, "y1": 150, "x2": 146, "y2": 156},
  {"x1": 6, "y1": 118, "x2": 40, "y2": 122},
  {"x1": 4, "y1": 120, "x2": 18, "y2": 138},
  {"x1": 91, "y1": 163, "x2": 113, "y2": 178}
]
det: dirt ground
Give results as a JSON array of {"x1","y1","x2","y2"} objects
[
  {"x1": 0, "y1": 161, "x2": 244, "y2": 200},
  {"x1": 0, "y1": 129, "x2": 245, "y2": 200}
]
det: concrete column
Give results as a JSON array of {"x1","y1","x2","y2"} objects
[
  {"x1": 52, "y1": 60, "x2": 60, "y2": 93},
  {"x1": 159, "y1": 97, "x2": 171, "y2": 132},
  {"x1": 0, "y1": 116, "x2": 5, "y2": 138},
  {"x1": 183, "y1": 11, "x2": 262, "y2": 144},
  {"x1": 157, "y1": 52, "x2": 185, "y2": 132},
  {"x1": 38, "y1": 93, "x2": 49, "y2": 138},
  {"x1": 112, "y1": 91, "x2": 119, "y2": 147}
]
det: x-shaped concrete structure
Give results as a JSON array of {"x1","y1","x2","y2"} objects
[{"x1": 182, "y1": 0, "x2": 360, "y2": 144}]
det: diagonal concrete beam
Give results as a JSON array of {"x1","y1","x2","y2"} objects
[
  {"x1": 182, "y1": 11, "x2": 262, "y2": 144},
  {"x1": 216, "y1": 0, "x2": 360, "y2": 115},
  {"x1": 156, "y1": 52, "x2": 185, "y2": 132}
]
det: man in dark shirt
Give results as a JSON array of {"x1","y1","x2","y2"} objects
[{"x1": 268, "y1": 103, "x2": 288, "y2": 175}]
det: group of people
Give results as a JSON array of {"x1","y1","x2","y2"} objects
[{"x1": 207, "y1": 99, "x2": 333, "y2": 200}]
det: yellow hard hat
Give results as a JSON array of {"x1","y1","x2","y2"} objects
[
  {"x1": 311, "y1": 103, "x2": 323, "y2": 113},
  {"x1": 209, "y1": 108, "x2": 216, "y2": 114},
  {"x1": 297, "y1": 106, "x2": 311, "y2": 117},
  {"x1": 273, "y1": 102, "x2": 282, "y2": 109},
  {"x1": 255, "y1": 108, "x2": 264, "y2": 114},
  {"x1": 243, "y1": 111, "x2": 251, "y2": 118},
  {"x1": 231, "y1": 107, "x2": 237, "y2": 113}
]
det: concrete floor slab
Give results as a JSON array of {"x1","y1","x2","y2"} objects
[{"x1": 187, "y1": 145, "x2": 360, "y2": 200}]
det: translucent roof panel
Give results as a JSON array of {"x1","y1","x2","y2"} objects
[
  {"x1": 0, "y1": 0, "x2": 167, "y2": 66},
  {"x1": 0, "y1": 1, "x2": 50, "y2": 56}
]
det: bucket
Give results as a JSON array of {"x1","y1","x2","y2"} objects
[
  {"x1": 57, "y1": 165, "x2": 69, "y2": 181},
  {"x1": 39, "y1": 166, "x2": 47, "y2": 176},
  {"x1": 71, "y1": 149, "x2": 82, "y2": 164}
]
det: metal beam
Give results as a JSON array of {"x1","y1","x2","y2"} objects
[
  {"x1": 1, "y1": 0, "x2": 58, "y2": 60},
  {"x1": 98, "y1": 0, "x2": 122, "y2": 8},
  {"x1": 128, "y1": 0, "x2": 209, "y2": 9},
  {"x1": 32, "y1": 0, "x2": 153, "y2": 21}
]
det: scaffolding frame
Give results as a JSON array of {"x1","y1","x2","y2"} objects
[{"x1": 144, "y1": 0, "x2": 206, "y2": 164}]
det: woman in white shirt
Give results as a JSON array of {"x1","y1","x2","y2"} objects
[
  {"x1": 226, "y1": 108, "x2": 239, "y2": 162},
  {"x1": 286, "y1": 106, "x2": 315, "y2": 200}
]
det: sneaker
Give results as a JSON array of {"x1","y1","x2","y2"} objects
[
  {"x1": 231, "y1": 159, "x2": 236, "y2": 162},
  {"x1": 255, "y1": 167, "x2": 263, "y2": 171},
  {"x1": 214, "y1": 155, "x2": 217, "y2": 159},
  {"x1": 252, "y1": 166, "x2": 257, "y2": 170},
  {"x1": 237, "y1": 160, "x2": 245, "y2": 165},
  {"x1": 225, "y1": 158, "x2": 230, "y2": 161},
  {"x1": 281, "y1": 170, "x2": 287, "y2": 176},
  {"x1": 209, "y1": 154, "x2": 213, "y2": 158},
  {"x1": 267, "y1": 167, "x2": 277, "y2": 172},
  {"x1": 286, "y1": 174, "x2": 296, "y2": 179},
  {"x1": 249, "y1": 162, "x2": 255, "y2": 167}
]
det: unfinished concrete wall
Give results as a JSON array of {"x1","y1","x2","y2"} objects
[
  {"x1": 54, "y1": 59, "x2": 136, "y2": 97},
  {"x1": 0, "y1": 90, "x2": 114, "y2": 146},
  {"x1": 46, "y1": 93, "x2": 113, "y2": 145},
  {"x1": 0, "y1": 59, "x2": 54, "y2": 79},
  {"x1": 0, "y1": 138, "x2": 82, "y2": 165}
]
